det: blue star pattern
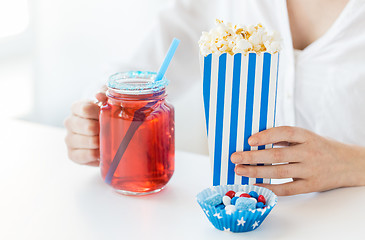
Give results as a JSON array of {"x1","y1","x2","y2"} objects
[
  {"x1": 252, "y1": 221, "x2": 260, "y2": 229},
  {"x1": 198, "y1": 205, "x2": 270, "y2": 233},
  {"x1": 206, "y1": 203, "x2": 271, "y2": 232},
  {"x1": 197, "y1": 184, "x2": 278, "y2": 233},
  {"x1": 213, "y1": 213, "x2": 223, "y2": 219},
  {"x1": 257, "y1": 207, "x2": 267, "y2": 216},
  {"x1": 237, "y1": 217, "x2": 246, "y2": 226},
  {"x1": 203, "y1": 209, "x2": 210, "y2": 217}
]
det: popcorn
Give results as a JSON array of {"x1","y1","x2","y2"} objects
[{"x1": 198, "y1": 19, "x2": 281, "y2": 56}]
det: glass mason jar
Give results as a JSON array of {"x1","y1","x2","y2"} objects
[{"x1": 99, "y1": 71, "x2": 175, "y2": 195}]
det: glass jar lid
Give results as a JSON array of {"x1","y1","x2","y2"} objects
[{"x1": 108, "y1": 71, "x2": 169, "y2": 95}]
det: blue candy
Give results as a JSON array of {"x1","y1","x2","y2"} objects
[
  {"x1": 249, "y1": 191, "x2": 259, "y2": 199},
  {"x1": 231, "y1": 196, "x2": 239, "y2": 205},
  {"x1": 235, "y1": 197, "x2": 257, "y2": 211},
  {"x1": 204, "y1": 192, "x2": 223, "y2": 206},
  {"x1": 256, "y1": 202, "x2": 265, "y2": 208},
  {"x1": 216, "y1": 203, "x2": 225, "y2": 210}
]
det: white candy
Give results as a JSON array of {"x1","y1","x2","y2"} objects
[
  {"x1": 222, "y1": 195, "x2": 232, "y2": 206},
  {"x1": 235, "y1": 191, "x2": 244, "y2": 197},
  {"x1": 225, "y1": 205, "x2": 236, "y2": 215}
]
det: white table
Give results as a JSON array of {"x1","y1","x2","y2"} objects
[{"x1": 1, "y1": 119, "x2": 365, "y2": 240}]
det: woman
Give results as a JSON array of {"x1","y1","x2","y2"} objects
[{"x1": 64, "y1": 0, "x2": 365, "y2": 196}]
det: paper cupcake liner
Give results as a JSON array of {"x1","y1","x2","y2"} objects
[
  {"x1": 201, "y1": 52, "x2": 279, "y2": 186},
  {"x1": 197, "y1": 184, "x2": 277, "y2": 233}
]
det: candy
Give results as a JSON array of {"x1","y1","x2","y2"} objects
[
  {"x1": 225, "y1": 205, "x2": 236, "y2": 215},
  {"x1": 235, "y1": 197, "x2": 257, "y2": 211},
  {"x1": 204, "y1": 192, "x2": 223, "y2": 206},
  {"x1": 249, "y1": 191, "x2": 259, "y2": 199},
  {"x1": 239, "y1": 193, "x2": 251, "y2": 198},
  {"x1": 235, "y1": 191, "x2": 244, "y2": 197},
  {"x1": 220, "y1": 190, "x2": 268, "y2": 210},
  {"x1": 258, "y1": 195, "x2": 266, "y2": 204},
  {"x1": 225, "y1": 190, "x2": 236, "y2": 199},
  {"x1": 222, "y1": 195, "x2": 232, "y2": 206},
  {"x1": 216, "y1": 203, "x2": 225, "y2": 210},
  {"x1": 231, "y1": 196, "x2": 239, "y2": 205},
  {"x1": 256, "y1": 202, "x2": 265, "y2": 208}
]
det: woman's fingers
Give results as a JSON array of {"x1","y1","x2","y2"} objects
[
  {"x1": 65, "y1": 98, "x2": 103, "y2": 166},
  {"x1": 274, "y1": 141, "x2": 293, "y2": 147},
  {"x1": 248, "y1": 126, "x2": 312, "y2": 146},
  {"x1": 231, "y1": 147, "x2": 302, "y2": 164},
  {"x1": 255, "y1": 180, "x2": 308, "y2": 196},
  {"x1": 95, "y1": 91, "x2": 107, "y2": 103},
  {"x1": 65, "y1": 133, "x2": 99, "y2": 149},
  {"x1": 85, "y1": 161, "x2": 100, "y2": 167},
  {"x1": 67, "y1": 148, "x2": 100, "y2": 165},
  {"x1": 95, "y1": 85, "x2": 107, "y2": 103},
  {"x1": 71, "y1": 100, "x2": 100, "y2": 120},
  {"x1": 64, "y1": 115, "x2": 99, "y2": 136},
  {"x1": 235, "y1": 163, "x2": 305, "y2": 179}
]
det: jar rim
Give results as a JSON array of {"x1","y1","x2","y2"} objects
[{"x1": 108, "y1": 71, "x2": 169, "y2": 95}]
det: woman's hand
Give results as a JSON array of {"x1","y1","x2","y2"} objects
[
  {"x1": 64, "y1": 90, "x2": 107, "y2": 166},
  {"x1": 231, "y1": 126, "x2": 365, "y2": 196}
]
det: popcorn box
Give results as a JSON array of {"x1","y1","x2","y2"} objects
[{"x1": 201, "y1": 52, "x2": 279, "y2": 186}]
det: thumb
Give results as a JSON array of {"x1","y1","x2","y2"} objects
[
  {"x1": 95, "y1": 91, "x2": 107, "y2": 103},
  {"x1": 95, "y1": 85, "x2": 107, "y2": 104}
]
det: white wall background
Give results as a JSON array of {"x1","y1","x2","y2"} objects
[
  {"x1": 0, "y1": 0, "x2": 32, "y2": 117},
  {"x1": 0, "y1": 0, "x2": 208, "y2": 154},
  {"x1": 30, "y1": 0, "x2": 172, "y2": 125}
]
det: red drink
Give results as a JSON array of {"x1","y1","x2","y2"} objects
[{"x1": 99, "y1": 71, "x2": 174, "y2": 195}]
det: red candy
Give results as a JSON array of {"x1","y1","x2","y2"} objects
[
  {"x1": 239, "y1": 193, "x2": 251, "y2": 198},
  {"x1": 258, "y1": 195, "x2": 266, "y2": 204},
  {"x1": 225, "y1": 190, "x2": 236, "y2": 199}
]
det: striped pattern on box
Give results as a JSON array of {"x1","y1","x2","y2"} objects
[{"x1": 202, "y1": 52, "x2": 279, "y2": 186}]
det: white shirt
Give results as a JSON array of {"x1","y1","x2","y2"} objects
[{"x1": 109, "y1": 0, "x2": 365, "y2": 153}]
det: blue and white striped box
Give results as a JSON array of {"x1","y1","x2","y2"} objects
[{"x1": 201, "y1": 52, "x2": 279, "y2": 186}]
